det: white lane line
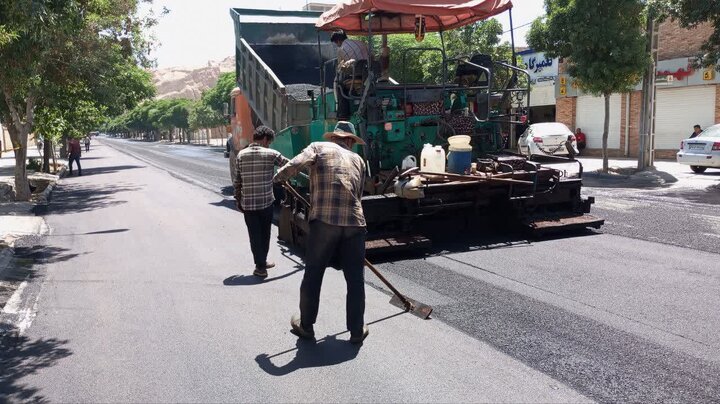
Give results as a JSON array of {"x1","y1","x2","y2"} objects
[{"x1": 2, "y1": 278, "x2": 28, "y2": 314}]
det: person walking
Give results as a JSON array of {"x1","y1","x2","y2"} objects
[
  {"x1": 234, "y1": 126, "x2": 289, "y2": 278},
  {"x1": 84, "y1": 135, "x2": 91, "y2": 152},
  {"x1": 273, "y1": 121, "x2": 369, "y2": 344},
  {"x1": 67, "y1": 137, "x2": 82, "y2": 176}
]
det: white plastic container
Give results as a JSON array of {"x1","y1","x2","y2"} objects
[
  {"x1": 447, "y1": 135, "x2": 471, "y2": 149},
  {"x1": 401, "y1": 155, "x2": 417, "y2": 169},
  {"x1": 420, "y1": 143, "x2": 446, "y2": 173}
]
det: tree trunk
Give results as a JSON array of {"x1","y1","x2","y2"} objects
[
  {"x1": 43, "y1": 137, "x2": 52, "y2": 173},
  {"x1": 602, "y1": 93, "x2": 610, "y2": 173},
  {"x1": 7, "y1": 125, "x2": 31, "y2": 200},
  {"x1": 51, "y1": 141, "x2": 58, "y2": 173}
]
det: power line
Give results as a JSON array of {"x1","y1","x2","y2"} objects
[{"x1": 503, "y1": 21, "x2": 534, "y2": 34}]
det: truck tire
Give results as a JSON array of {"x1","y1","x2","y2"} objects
[{"x1": 690, "y1": 165, "x2": 707, "y2": 174}]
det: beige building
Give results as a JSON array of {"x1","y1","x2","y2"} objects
[{"x1": 555, "y1": 21, "x2": 719, "y2": 159}]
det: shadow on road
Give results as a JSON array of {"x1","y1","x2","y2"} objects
[
  {"x1": 35, "y1": 182, "x2": 142, "y2": 215},
  {"x1": 220, "y1": 186, "x2": 234, "y2": 196},
  {"x1": 660, "y1": 183, "x2": 720, "y2": 204},
  {"x1": 0, "y1": 330, "x2": 72, "y2": 403},
  {"x1": 12, "y1": 245, "x2": 85, "y2": 266},
  {"x1": 70, "y1": 164, "x2": 144, "y2": 177},
  {"x1": 74, "y1": 157, "x2": 104, "y2": 161},
  {"x1": 223, "y1": 268, "x2": 303, "y2": 286},
  {"x1": 255, "y1": 311, "x2": 405, "y2": 376},
  {"x1": 583, "y1": 168, "x2": 678, "y2": 189},
  {"x1": 255, "y1": 337, "x2": 360, "y2": 376},
  {"x1": 209, "y1": 199, "x2": 236, "y2": 211}
]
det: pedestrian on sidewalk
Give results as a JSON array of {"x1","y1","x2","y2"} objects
[
  {"x1": 67, "y1": 137, "x2": 82, "y2": 176},
  {"x1": 84, "y1": 135, "x2": 91, "y2": 152},
  {"x1": 273, "y1": 121, "x2": 369, "y2": 344},
  {"x1": 234, "y1": 126, "x2": 289, "y2": 278}
]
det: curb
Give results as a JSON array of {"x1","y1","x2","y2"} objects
[{"x1": 35, "y1": 165, "x2": 67, "y2": 205}]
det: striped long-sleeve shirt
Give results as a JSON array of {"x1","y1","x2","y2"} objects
[
  {"x1": 274, "y1": 141, "x2": 366, "y2": 227},
  {"x1": 234, "y1": 144, "x2": 289, "y2": 211}
]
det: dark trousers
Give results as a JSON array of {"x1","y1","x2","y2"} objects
[
  {"x1": 85, "y1": 143, "x2": 90, "y2": 152},
  {"x1": 335, "y1": 82, "x2": 351, "y2": 120},
  {"x1": 68, "y1": 155, "x2": 81, "y2": 175},
  {"x1": 243, "y1": 204, "x2": 274, "y2": 268},
  {"x1": 300, "y1": 220, "x2": 366, "y2": 336}
]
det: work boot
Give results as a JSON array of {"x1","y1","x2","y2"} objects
[
  {"x1": 290, "y1": 315, "x2": 315, "y2": 340},
  {"x1": 349, "y1": 325, "x2": 369, "y2": 344},
  {"x1": 252, "y1": 267, "x2": 268, "y2": 278}
]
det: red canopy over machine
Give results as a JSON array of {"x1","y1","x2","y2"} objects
[{"x1": 316, "y1": 0, "x2": 513, "y2": 34}]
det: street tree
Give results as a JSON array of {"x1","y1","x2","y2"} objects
[
  {"x1": 528, "y1": 0, "x2": 650, "y2": 172},
  {"x1": 649, "y1": 0, "x2": 720, "y2": 69},
  {"x1": 0, "y1": 0, "x2": 159, "y2": 200},
  {"x1": 201, "y1": 72, "x2": 236, "y2": 114}
]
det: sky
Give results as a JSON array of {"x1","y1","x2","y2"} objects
[{"x1": 144, "y1": 0, "x2": 545, "y2": 69}]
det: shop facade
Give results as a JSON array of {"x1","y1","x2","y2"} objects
[{"x1": 554, "y1": 21, "x2": 720, "y2": 159}]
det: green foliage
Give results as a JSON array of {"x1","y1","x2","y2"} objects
[
  {"x1": 376, "y1": 20, "x2": 519, "y2": 85},
  {"x1": 649, "y1": 0, "x2": 720, "y2": 69},
  {"x1": 0, "y1": 0, "x2": 161, "y2": 200},
  {"x1": 188, "y1": 102, "x2": 224, "y2": 131},
  {"x1": 381, "y1": 34, "x2": 443, "y2": 83},
  {"x1": 201, "y1": 72, "x2": 236, "y2": 113},
  {"x1": 528, "y1": 0, "x2": 650, "y2": 172},
  {"x1": 104, "y1": 98, "x2": 193, "y2": 134},
  {"x1": 527, "y1": 0, "x2": 649, "y2": 97}
]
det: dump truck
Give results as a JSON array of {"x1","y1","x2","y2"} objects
[{"x1": 229, "y1": 1, "x2": 604, "y2": 253}]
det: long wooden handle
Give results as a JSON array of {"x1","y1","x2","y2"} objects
[{"x1": 364, "y1": 258, "x2": 412, "y2": 309}]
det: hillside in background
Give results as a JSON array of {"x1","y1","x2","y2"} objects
[{"x1": 152, "y1": 56, "x2": 234, "y2": 100}]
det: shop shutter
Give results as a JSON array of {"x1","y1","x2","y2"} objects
[
  {"x1": 576, "y1": 94, "x2": 622, "y2": 149},
  {"x1": 654, "y1": 85, "x2": 716, "y2": 150}
]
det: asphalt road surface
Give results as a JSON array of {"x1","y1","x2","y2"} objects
[{"x1": 1, "y1": 138, "x2": 719, "y2": 402}]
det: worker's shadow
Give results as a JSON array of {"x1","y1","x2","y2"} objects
[
  {"x1": 223, "y1": 243, "x2": 306, "y2": 286},
  {"x1": 223, "y1": 268, "x2": 302, "y2": 285},
  {"x1": 255, "y1": 311, "x2": 405, "y2": 376},
  {"x1": 255, "y1": 336, "x2": 360, "y2": 376}
]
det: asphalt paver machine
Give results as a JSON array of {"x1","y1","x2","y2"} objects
[{"x1": 230, "y1": 0, "x2": 604, "y2": 253}]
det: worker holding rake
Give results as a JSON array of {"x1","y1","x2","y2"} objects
[{"x1": 274, "y1": 121, "x2": 369, "y2": 344}]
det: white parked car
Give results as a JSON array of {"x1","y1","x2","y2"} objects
[
  {"x1": 518, "y1": 122, "x2": 578, "y2": 157},
  {"x1": 677, "y1": 123, "x2": 720, "y2": 173}
]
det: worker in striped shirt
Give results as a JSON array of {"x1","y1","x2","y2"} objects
[
  {"x1": 234, "y1": 126, "x2": 289, "y2": 278},
  {"x1": 331, "y1": 30, "x2": 369, "y2": 120},
  {"x1": 273, "y1": 121, "x2": 369, "y2": 344}
]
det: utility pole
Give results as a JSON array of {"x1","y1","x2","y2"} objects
[{"x1": 638, "y1": 16, "x2": 659, "y2": 170}]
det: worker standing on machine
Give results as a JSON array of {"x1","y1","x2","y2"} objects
[
  {"x1": 273, "y1": 121, "x2": 370, "y2": 344},
  {"x1": 330, "y1": 30, "x2": 369, "y2": 120}
]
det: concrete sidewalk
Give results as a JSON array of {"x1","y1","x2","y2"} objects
[
  {"x1": 569, "y1": 156, "x2": 720, "y2": 190},
  {"x1": 1, "y1": 147, "x2": 63, "y2": 254}
]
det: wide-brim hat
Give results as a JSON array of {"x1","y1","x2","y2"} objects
[{"x1": 323, "y1": 121, "x2": 365, "y2": 145}]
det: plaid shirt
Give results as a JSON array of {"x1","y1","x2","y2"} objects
[
  {"x1": 274, "y1": 141, "x2": 366, "y2": 227},
  {"x1": 234, "y1": 144, "x2": 289, "y2": 211},
  {"x1": 338, "y1": 39, "x2": 369, "y2": 66}
]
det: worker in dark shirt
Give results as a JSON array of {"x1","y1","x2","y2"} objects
[
  {"x1": 68, "y1": 137, "x2": 82, "y2": 176},
  {"x1": 690, "y1": 124, "x2": 702, "y2": 139}
]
